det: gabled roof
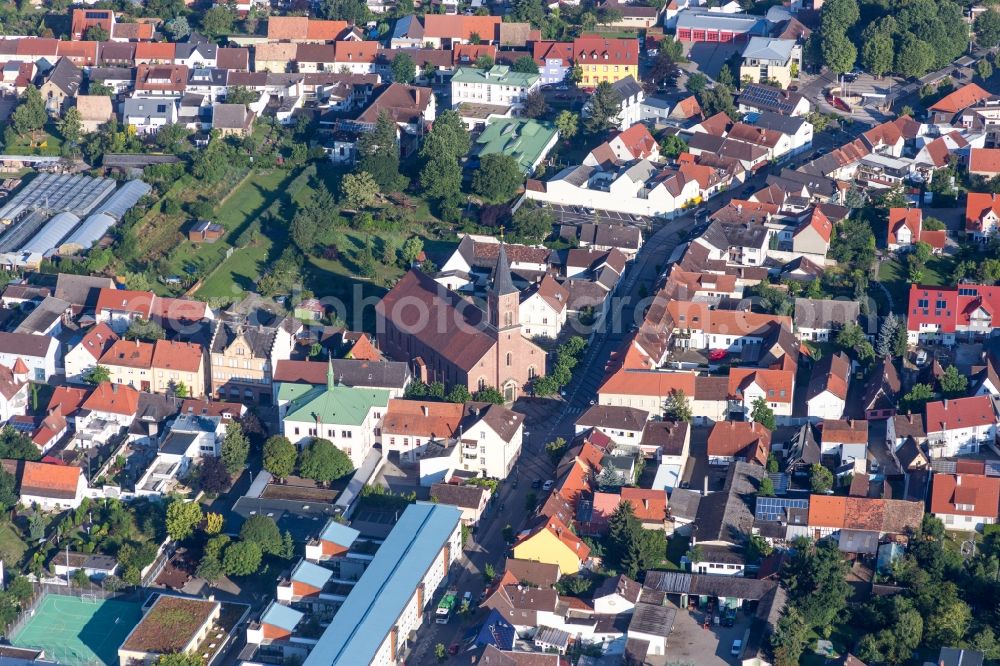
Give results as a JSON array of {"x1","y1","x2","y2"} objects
[
  {"x1": 805, "y1": 350, "x2": 850, "y2": 402},
  {"x1": 81, "y1": 382, "x2": 139, "y2": 416},
  {"x1": 100, "y1": 339, "x2": 153, "y2": 369},
  {"x1": 516, "y1": 515, "x2": 590, "y2": 563},
  {"x1": 707, "y1": 421, "x2": 770, "y2": 463},
  {"x1": 95, "y1": 288, "x2": 153, "y2": 317},
  {"x1": 931, "y1": 473, "x2": 1000, "y2": 518},
  {"x1": 930, "y1": 82, "x2": 992, "y2": 114},
  {"x1": 151, "y1": 339, "x2": 204, "y2": 374},
  {"x1": 887, "y1": 207, "x2": 922, "y2": 246},
  {"x1": 20, "y1": 461, "x2": 80, "y2": 499},
  {"x1": 423, "y1": 15, "x2": 501, "y2": 41},
  {"x1": 728, "y1": 368, "x2": 794, "y2": 404},
  {"x1": 73, "y1": 322, "x2": 118, "y2": 361},
  {"x1": 970, "y1": 148, "x2": 1000, "y2": 175},
  {"x1": 821, "y1": 418, "x2": 868, "y2": 444},
  {"x1": 925, "y1": 395, "x2": 996, "y2": 434},
  {"x1": 576, "y1": 404, "x2": 648, "y2": 431},
  {"x1": 382, "y1": 399, "x2": 464, "y2": 438},
  {"x1": 376, "y1": 270, "x2": 497, "y2": 372}
]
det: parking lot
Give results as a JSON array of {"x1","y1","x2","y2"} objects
[
  {"x1": 667, "y1": 603, "x2": 752, "y2": 666},
  {"x1": 544, "y1": 202, "x2": 656, "y2": 228}
]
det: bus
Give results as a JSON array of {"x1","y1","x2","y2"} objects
[{"x1": 435, "y1": 589, "x2": 458, "y2": 624}]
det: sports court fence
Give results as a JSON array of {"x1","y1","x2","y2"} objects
[{"x1": 6, "y1": 582, "x2": 143, "y2": 638}]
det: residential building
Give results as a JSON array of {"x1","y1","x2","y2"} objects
[
  {"x1": 519, "y1": 275, "x2": 568, "y2": 340},
  {"x1": 575, "y1": 405, "x2": 649, "y2": 444},
  {"x1": 931, "y1": 473, "x2": 1000, "y2": 531},
  {"x1": 728, "y1": 367, "x2": 795, "y2": 422},
  {"x1": 821, "y1": 418, "x2": 868, "y2": 466},
  {"x1": 300, "y1": 502, "x2": 462, "y2": 666},
  {"x1": 572, "y1": 37, "x2": 639, "y2": 87},
  {"x1": 381, "y1": 399, "x2": 466, "y2": 463},
  {"x1": 19, "y1": 461, "x2": 87, "y2": 510},
  {"x1": 151, "y1": 340, "x2": 206, "y2": 398},
  {"x1": 906, "y1": 283, "x2": 1000, "y2": 344},
  {"x1": 805, "y1": 352, "x2": 850, "y2": 421},
  {"x1": 969, "y1": 148, "x2": 1000, "y2": 179},
  {"x1": 739, "y1": 37, "x2": 800, "y2": 88},
  {"x1": 450, "y1": 65, "x2": 540, "y2": 112},
  {"x1": 863, "y1": 358, "x2": 901, "y2": 420},
  {"x1": 806, "y1": 494, "x2": 926, "y2": 540},
  {"x1": 39, "y1": 59, "x2": 81, "y2": 114},
  {"x1": 929, "y1": 83, "x2": 992, "y2": 124},
  {"x1": 304, "y1": 519, "x2": 360, "y2": 562},
  {"x1": 966, "y1": 192, "x2": 1000, "y2": 242},
  {"x1": 737, "y1": 83, "x2": 811, "y2": 116},
  {"x1": 209, "y1": 317, "x2": 298, "y2": 405},
  {"x1": 533, "y1": 41, "x2": 573, "y2": 86},
  {"x1": 706, "y1": 420, "x2": 770, "y2": 466},
  {"x1": 0, "y1": 332, "x2": 58, "y2": 381},
  {"x1": 924, "y1": 395, "x2": 998, "y2": 458},
  {"x1": 512, "y1": 515, "x2": 590, "y2": 575},
  {"x1": 122, "y1": 98, "x2": 178, "y2": 133},
  {"x1": 793, "y1": 298, "x2": 860, "y2": 342},
  {"x1": 430, "y1": 482, "x2": 491, "y2": 525}
]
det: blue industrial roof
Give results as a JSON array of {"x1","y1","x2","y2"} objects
[
  {"x1": 291, "y1": 559, "x2": 334, "y2": 589},
  {"x1": 302, "y1": 502, "x2": 461, "y2": 666},
  {"x1": 319, "y1": 519, "x2": 360, "y2": 548},
  {"x1": 262, "y1": 601, "x2": 304, "y2": 632}
]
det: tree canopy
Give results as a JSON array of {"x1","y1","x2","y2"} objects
[{"x1": 299, "y1": 438, "x2": 353, "y2": 484}]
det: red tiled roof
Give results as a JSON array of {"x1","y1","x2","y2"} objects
[
  {"x1": 706, "y1": 421, "x2": 771, "y2": 460},
  {"x1": 905, "y1": 283, "x2": 1000, "y2": 335},
  {"x1": 930, "y1": 82, "x2": 992, "y2": 114},
  {"x1": 970, "y1": 148, "x2": 1000, "y2": 175},
  {"x1": 423, "y1": 15, "x2": 501, "y2": 41},
  {"x1": 75, "y1": 323, "x2": 118, "y2": 361},
  {"x1": 533, "y1": 41, "x2": 573, "y2": 67},
  {"x1": 95, "y1": 288, "x2": 153, "y2": 317},
  {"x1": 134, "y1": 42, "x2": 176, "y2": 61},
  {"x1": 572, "y1": 36, "x2": 638, "y2": 66},
  {"x1": 48, "y1": 386, "x2": 90, "y2": 418},
  {"x1": 152, "y1": 340, "x2": 203, "y2": 374},
  {"x1": 21, "y1": 461, "x2": 80, "y2": 499},
  {"x1": 613, "y1": 123, "x2": 658, "y2": 160},
  {"x1": 382, "y1": 399, "x2": 464, "y2": 439},
  {"x1": 100, "y1": 339, "x2": 153, "y2": 369},
  {"x1": 335, "y1": 41, "x2": 377, "y2": 63},
  {"x1": 965, "y1": 192, "x2": 1000, "y2": 233},
  {"x1": 821, "y1": 418, "x2": 868, "y2": 444},
  {"x1": 931, "y1": 473, "x2": 1000, "y2": 518},
  {"x1": 81, "y1": 382, "x2": 140, "y2": 415},
  {"x1": 728, "y1": 368, "x2": 794, "y2": 404},
  {"x1": 925, "y1": 395, "x2": 996, "y2": 434},
  {"x1": 887, "y1": 207, "x2": 921, "y2": 246}
]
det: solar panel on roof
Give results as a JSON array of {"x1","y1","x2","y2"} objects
[
  {"x1": 754, "y1": 496, "x2": 808, "y2": 522},
  {"x1": 985, "y1": 460, "x2": 1000, "y2": 477}
]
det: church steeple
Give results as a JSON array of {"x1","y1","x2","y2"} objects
[
  {"x1": 327, "y1": 352, "x2": 335, "y2": 391},
  {"x1": 488, "y1": 241, "x2": 519, "y2": 330}
]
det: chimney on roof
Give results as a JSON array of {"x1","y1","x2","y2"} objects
[
  {"x1": 112, "y1": 383, "x2": 118, "y2": 393},
  {"x1": 422, "y1": 405, "x2": 429, "y2": 417},
  {"x1": 957, "y1": 474, "x2": 962, "y2": 486},
  {"x1": 703, "y1": 475, "x2": 709, "y2": 496}
]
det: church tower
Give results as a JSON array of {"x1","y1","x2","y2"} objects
[{"x1": 488, "y1": 243, "x2": 519, "y2": 331}]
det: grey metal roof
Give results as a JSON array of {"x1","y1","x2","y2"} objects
[
  {"x1": 97, "y1": 180, "x2": 152, "y2": 220},
  {"x1": 628, "y1": 603, "x2": 676, "y2": 637},
  {"x1": 61, "y1": 213, "x2": 114, "y2": 251},
  {"x1": 741, "y1": 37, "x2": 795, "y2": 63},
  {"x1": 751, "y1": 111, "x2": 807, "y2": 135},
  {"x1": 20, "y1": 211, "x2": 81, "y2": 254},
  {"x1": 676, "y1": 8, "x2": 766, "y2": 32}
]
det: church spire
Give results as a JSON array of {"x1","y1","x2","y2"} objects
[
  {"x1": 491, "y1": 241, "x2": 517, "y2": 297},
  {"x1": 327, "y1": 352, "x2": 335, "y2": 391}
]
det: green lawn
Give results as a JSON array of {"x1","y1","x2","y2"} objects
[
  {"x1": 0, "y1": 522, "x2": 27, "y2": 566},
  {"x1": 878, "y1": 254, "x2": 957, "y2": 312}
]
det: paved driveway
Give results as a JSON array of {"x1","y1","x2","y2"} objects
[{"x1": 668, "y1": 603, "x2": 753, "y2": 666}]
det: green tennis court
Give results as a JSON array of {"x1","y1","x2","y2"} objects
[{"x1": 11, "y1": 594, "x2": 144, "y2": 666}]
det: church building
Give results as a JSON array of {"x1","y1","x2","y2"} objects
[{"x1": 376, "y1": 245, "x2": 547, "y2": 401}]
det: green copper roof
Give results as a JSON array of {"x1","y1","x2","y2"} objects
[
  {"x1": 473, "y1": 118, "x2": 559, "y2": 173},
  {"x1": 451, "y1": 65, "x2": 539, "y2": 87},
  {"x1": 284, "y1": 385, "x2": 390, "y2": 426}
]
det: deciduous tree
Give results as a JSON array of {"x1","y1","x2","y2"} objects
[
  {"x1": 222, "y1": 540, "x2": 262, "y2": 576},
  {"x1": 263, "y1": 435, "x2": 297, "y2": 480},
  {"x1": 472, "y1": 154, "x2": 523, "y2": 202},
  {"x1": 299, "y1": 438, "x2": 353, "y2": 484},
  {"x1": 166, "y1": 499, "x2": 203, "y2": 541}
]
